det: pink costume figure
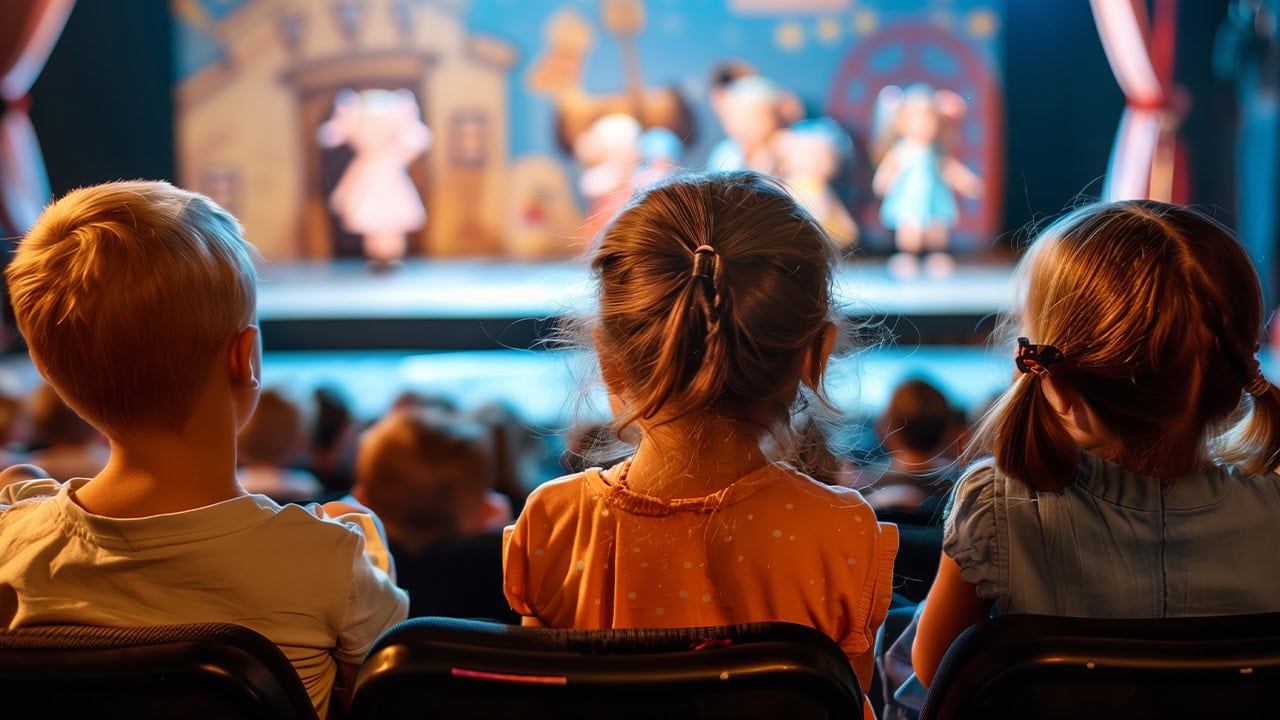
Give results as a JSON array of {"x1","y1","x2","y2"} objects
[
  {"x1": 317, "y1": 88, "x2": 431, "y2": 266},
  {"x1": 575, "y1": 113, "x2": 643, "y2": 241},
  {"x1": 872, "y1": 84, "x2": 982, "y2": 279},
  {"x1": 777, "y1": 117, "x2": 858, "y2": 250}
]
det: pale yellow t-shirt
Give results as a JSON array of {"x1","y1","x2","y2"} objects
[
  {"x1": 0, "y1": 479, "x2": 408, "y2": 718},
  {"x1": 504, "y1": 461, "x2": 897, "y2": 682}
]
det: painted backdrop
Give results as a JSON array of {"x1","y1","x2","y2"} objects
[{"x1": 173, "y1": 0, "x2": 1002, "y2": 260}]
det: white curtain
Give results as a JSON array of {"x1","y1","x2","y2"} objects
[
  {"x1": 0, "y1": 0, "x2": 76, "y2": 235},
  {"x1": 1090, "y1": 0, "x2": 1183, "y2": 202}
]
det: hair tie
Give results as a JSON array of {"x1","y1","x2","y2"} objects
[
  {"x1": 691, "y1": 244, "x2": 719, "y2": 282},
  {"x1": 1015, "y1": 337, "x2": 1064, "y2": 377},
  {"x1": 1246, "y1": 355, "x2": 1270, "y2": 397}
]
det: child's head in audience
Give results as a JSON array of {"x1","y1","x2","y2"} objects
[
  {"x1": 25, "y1": 382, "x2": 109, "y2": 481},
  {"x1": 971, "y1": 200, "x2": 1280, "y2": 490},
  {"x1": 237, "y1": 387, "x2": 322, "y2": 501},
  {"x1": 28, "y1": 383, "x2": 99, "y2": 450},
  {"x1": 590, "y1": 170, "x2": 838, "y2": 449},
  {"x1": 309, "y1": 384, "x2": 358, "y2": 492},
  {"x1": 7, "y1": 180, "x2": 260, "y2": 444},
  {"x1": 0, "y1": 391, "x2": 29, "y2": 453},
  {"x1": 469, "y1": 401, "x2": 546, "y2": 512},
  {"x1": 354, "y1": 408, "x2": 502, "y2": 553},
  {"x1": 878, "y1": 377, "x2": 954, "y2": 470},
  {"x1": 238, "y1": 388, "x2": 308, "y2": 469}
]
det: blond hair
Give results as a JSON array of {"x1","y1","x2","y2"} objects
[
  {"x1": 7, "y1": 180, "x2": 259, "y2": 434},
  {"x1": 591, "y1": 171, "x2": 838, "y2": 437},
  {"x1": 970, "y1": 200, "x2": 1280, "y2": 491}
]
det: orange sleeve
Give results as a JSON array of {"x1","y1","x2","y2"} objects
[
  {"x1": 501, "y1": 522, "x2": 537, "y2": 619},
  {"x1": 912, "y1": 551, "x2": 991, "y2": 688}
]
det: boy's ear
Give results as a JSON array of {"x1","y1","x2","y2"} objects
[
  {"x1": 803, "y1": 322, "x2": 837, "y2": 388},
  {"x1": 228, "y1": 325, "x2": 260, "y2": 389}
]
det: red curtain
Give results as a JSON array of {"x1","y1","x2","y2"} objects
[
  {"x1": 0, "y1": 0, "x2": 75, "y2": 235},
  {"x1": 1090, "y1": 0, "x2": 1187, "y2": 203}
]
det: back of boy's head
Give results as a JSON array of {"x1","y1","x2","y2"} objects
[
  {"x1": 7, "y1": 180, "x2": 259, "y2": 435},
  {"x1": 354, "y1": 409, "x2": 492, "y2": 536},
  {"x1": 879, "y1": 378, "x2": 952, "y2": 454},
  {"x1": 237, "y1": 388, "x2": 306, "y2": 466},
  {"x1": 973, "y1": 199, "x2": 1280, "y2": 491},
  {"x1": 590, "y1": 171, "x2": 837, "y2": 435}
]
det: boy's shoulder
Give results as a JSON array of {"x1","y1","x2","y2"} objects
[{"x1": 0, "y1": 478, "x2": 65, "y2": 509}]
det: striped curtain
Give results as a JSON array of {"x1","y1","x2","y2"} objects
[
  {"x1": 1090, "y1": 0, "x2": 1187, "y2": 202},
  {"x1": 0, "y1": 0, "x2": 76, "y2": 235}
]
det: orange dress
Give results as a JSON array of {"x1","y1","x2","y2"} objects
[{"x1": 504, "y1": 460, "x2": 897, "y2": 713}]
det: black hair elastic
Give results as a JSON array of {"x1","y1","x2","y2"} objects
[
  {"x1": 1015, "y1": 337, "x2": 1064, "y2": 376},
  {"x1": 692, "y1": 244, "x2": 719, "y2": 283}
]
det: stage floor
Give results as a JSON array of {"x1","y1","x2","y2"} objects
[
  {"x1": 249, "y1": 346, "x2": 1018, "y2": 427},
  {"x1": 256, "y1": 258, "x2": 1016, "y2": 350},
  {"x1": 0, "y1": 345, "x2": 1017, "y2": 428}
]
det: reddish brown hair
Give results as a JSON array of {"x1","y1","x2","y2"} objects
[
  {"x1": 590, "y1": 171, "x2": 837, "y2": 437},
  {"x1": 970, "y1": 200, "x2": 1280, "y2": 491}
]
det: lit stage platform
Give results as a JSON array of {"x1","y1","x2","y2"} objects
[
  {"x1": 253, "y1": 346, "x2": 1017, "y2": 429},
  {"x1": 256, "y1": 258, "x2": 1017, "y2": 351}
]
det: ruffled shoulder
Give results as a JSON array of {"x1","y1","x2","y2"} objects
[{"x1": 942, "y1": 460, "x2": 1002, "y2": 601}]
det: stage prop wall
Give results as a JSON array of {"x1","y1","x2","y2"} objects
[{"x1": 172, "y1": 0, "x2": 1003, "y2": 262}]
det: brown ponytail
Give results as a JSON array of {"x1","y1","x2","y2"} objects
[
  {"x1": 590, "y1": 171, "x2": 837, "y2": 438},
  {"x1": 970, "y1": 200, "x2": 1280, "y2": 491},
  {"x1": 977, "y1": 373, "x2": 1079, "y2": 492},
  {"x1": 1233, "y1": 379, "x2": 1280, "y2": 474}
]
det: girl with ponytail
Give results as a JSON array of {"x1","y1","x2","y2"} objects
[
  {"x1": 504, "y1": 172, "x2": 897, "y2": 717},
  {"x1": 912, "y1": 200, "x2": 1280, "y2": 687}
]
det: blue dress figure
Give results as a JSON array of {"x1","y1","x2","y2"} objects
[{"x1": 873, "y1": 85, "x2": 982, "y2": 279}]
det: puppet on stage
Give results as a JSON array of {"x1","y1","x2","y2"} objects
[
  {"x1": 777, "y1": 117, "x2": 858, "y2": 250},
  {"x1": 632, "y1": 126, "x2": 682, "y2": 190},
  {"x1": 317, "y1": 88, "x2": 431, "y2": 268},
  {"x1": 575, "y1": 113, "x2": 643, "y2": 240},
  {"x1": 705, "y1": 75, "x2": 793, "y2": 175},
  {"x1": 872, "y1": 84, "x2": 982, "y2": 279}
]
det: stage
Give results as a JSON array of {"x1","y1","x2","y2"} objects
[
  {"x1": 245, "y1": 256, "x2": 1022, "y2": 429},
  {"x1": 2, "y1": 255, "x2": 1276, "y2": 431},
  {"x1": 256, "y1": 258, "x2": 1017, "y2": 351},
  {"x1": 0, "y1": 257, "x2": 1028, "y2": 434}
]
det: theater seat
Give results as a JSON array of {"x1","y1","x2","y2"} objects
[
  {"x1": 919, "y1": 612, "x2": 1280, "y2": 720},
  {"x1": 0, "y1": 623, "x2": 318, "y2": 720},
  {"x1": 349, "y1": 617, "x2": 862, "y2": 719}
]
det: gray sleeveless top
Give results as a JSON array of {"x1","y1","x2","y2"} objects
[{"x1": 944, "y1": 453, "x2": 1280, "y2": 617}]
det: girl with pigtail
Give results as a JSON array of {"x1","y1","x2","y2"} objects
[
  {"x1": 504, "y1": 172, "x2": 897, "y2": 719},
  {"x1": 911, "y1": 200, "x2": 1280, "y2": 688}
]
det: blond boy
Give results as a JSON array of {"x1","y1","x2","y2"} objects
[{"x1": 0, "y1": 181, "x2": 407, "y2": 716}]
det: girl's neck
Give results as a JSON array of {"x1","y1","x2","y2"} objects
[{"x1": 622, "y1": 416, "x2": 771, "y2": 499}]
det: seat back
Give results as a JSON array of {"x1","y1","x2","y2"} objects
[
  {"x1": 919, "y1": 612, "x2": 1280, "y2": 720},
  {"x1": 350, "y1": 617, "x2": 862, "y2": 719},
  {"x1": 0, "y1": 623, "x2": 318, "y2": 720}
]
